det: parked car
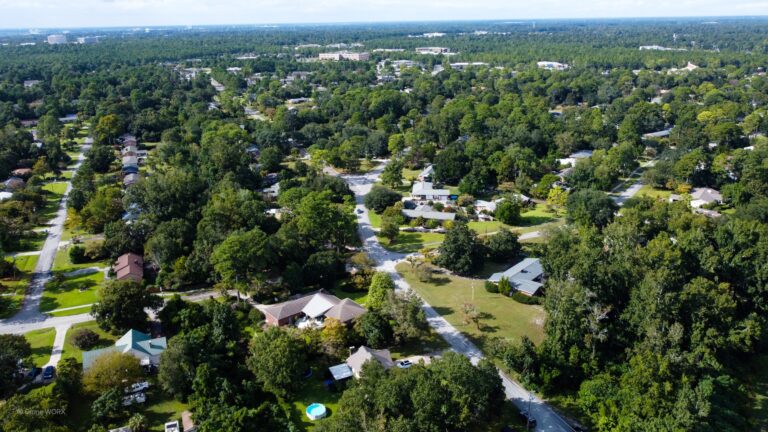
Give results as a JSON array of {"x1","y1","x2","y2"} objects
[
  {"x1": 125, "y1": 381, "x2": 150, "y2": 394},
  {"x1": 164, "y1": 421, "x2": 180, "y2": 432},
  {"x1": 396, "y1": 360, "x2": 413, "y2": 369},
  {"x1": 518, "y1": 410, "x2": 536, "y2": 427},
  {"x1": 122, "y1": 392, "x2": 147, "y2": 406},
  {"x1": 41, "y1": 366, "x2": 55, "y2": 381},
  {"x1": 356, "y1": 208, "x2": 364, "y2": 214},
  {"x1": 25, "y1": 367, "x2": 41, "y2": 380}
]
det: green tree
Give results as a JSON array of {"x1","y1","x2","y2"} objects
[
  {"x1": 83, "y1": 351, "x2": 143, "y2": 394},
  {"x1": 494, "y1": 198, "x2": 522, "y2": 225},
  {"x1": 566, "y1": 189, "x2": 617, "y2": 228},
  {"x1": 247, "y1": 327, "x2": 307, "y2": 397},
  {"x1": 91, "y1": 387, "x2": 125, "y2": 423},
  {"x1": 94, "y1": 114, "x2": 123, "y2": 145},
  {"x1": 381, "y1": 160, "x2": 404, "y2": 188},
  {"x1": 380, "y1": 215, "x2": 400, "y2": 244},
  {"x1": 435, "y1": 223, "x2": 485, "y2": 275},
  {"x1": 92, "y1": 279, "x2": 163, "y2": 333},
  {"x1": 211, "y1": 227, "x2": 273, "y2": 298},
  {"x1": 367, "y1": 272, "x2": 396, "y2": 310},
  {"x1": 364, "y1": 185, "x2": 402, "y2": 213},
  {"x1": 485, "y1": 229, "x2": 521, "y2": 262},
  {"x1": 0, "y1": 334, "x2": 31, "y2": 398},
  {"x1": 53, "y1": 357, "x2": 82, "y2": 402}
]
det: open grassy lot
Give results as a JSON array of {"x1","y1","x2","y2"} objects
[
  {"x1": 636, "y1": 184, "x2": 673, "y2": 200},
  {"x1": 48, "y1": 305, "x2": 93, "y2": 317},
  {"x1": 330, "y1": 286, "x2": 369, "y2": 305},
  {"x1": 379, "y1": 231, "x2": 445, "y2": 254},
  {"x1": 144, "y1": 393, "x2": 190, "y2": 432},
  {"x1": 396, "y1": 262, "x2": 546, "y2": 351},
  {"x1": 24, "y1": 327, "x2": 56, "y2": 367},
  {"x1": 61, "y1": 321, "x2": 118, "y2": 363},
  {"x1": 40, "y1": 270, "x2": 103, "y2": 312}
]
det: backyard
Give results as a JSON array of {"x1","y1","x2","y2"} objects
[
  {"x1": 0, "y1": 254, "x2": 39, "y2": 318},
  {"x1": 40, "y1": 270, "x2": 104, "y2": 313},
  {"x1": 61, "y1": 320, "x2": 118, "y2": 363},
  {"x1": 396, "y1": 262, "x2": 547, "y2": 352}
]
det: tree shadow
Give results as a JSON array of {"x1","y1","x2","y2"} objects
[
  {"x1": 432, "y1": 306, "x2": 455, "y2": 316},
  {"x1": 477, "y1": 312, "x2": 500, "y2": 333},
  {"x1": 518, "y1": 214, "x2": 556, "y2": 227},
  {"x1": 429, "y1": 276, "x2": 451, "y2": 286}
]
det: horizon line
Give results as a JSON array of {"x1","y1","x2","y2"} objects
[{"x1": 2, "y1": 15, "x2": 768, "y2": 32}]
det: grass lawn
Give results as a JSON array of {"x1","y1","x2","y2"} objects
[
  {"x1": 636, "y1": 184, "x2": 672, "y2": 200},
  {"x1": 388, "y1": 328, "x2": 451, "y2": 360},
  {"x1": 40, "y1": 271, "x2": 103, "y2": 312},
  {"x1": 24, "y1": 327, "x2": 56, "y2": 367},
  {"x1": 379, "y1": 231, "x2": 445, "y2": 254},
  {"x1": 143, "y1": 392, "x2": 190, "y2": 432},
  {"x1": 11, "y1": 231, "x2": 47, "y2": 253},
  {"x1": 396, "y1": 262, "x2": 546, "y2": 351},
  {"x1": 290, "y1": 372, "x2": 343, "y2": 431},
  {"x1": 367, "y1": 211, "x2": 382, "y2": 229},
  {"x1": 48, "y1": 305, "x2": 93, "y2": 317},
  {"x1": 330, "y1": 286, "x2": 369, "y2": 306},
  {"x1": 0, "y1": 255, "x2": 39, "y2": 318},
  {"x1": 61, "y1": 222, "x2": 89, "y2": 242},
  {"x1": 61, "y1": 321, "x2": 118, "y2": 363},
  {"x1": 38, "y1": 182, "x2": 67, "y2": 223},
  {"x1": 743, "y1": 354, "x2": 768, "y2": 430},
  {"x1": 42, "y1": 181, "x2": 68, "y2": 195},
  {"x1": 52, "y1": 245, "x2": 109, "y2": 272}
]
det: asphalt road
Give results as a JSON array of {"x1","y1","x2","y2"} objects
[{"x1": 340, "y1": 162, "x2": 574, "y2": 432}]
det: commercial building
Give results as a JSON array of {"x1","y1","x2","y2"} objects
[
  {"x1": 47, "y1": 34, "x2": 67, "y2": 45},
  {"x1": 415, "y1": 47, "x2": 450, "y2": 55},
  {"x1": 318, "y1": 51, "x2": 370, "y2": 61}
]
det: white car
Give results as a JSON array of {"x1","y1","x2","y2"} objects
[
  {"x1": 125, "y1": 381, "x2": 150, "y2": 394},
  {"x1": 122, "y1": 392, "x2": 147, "y2": 406},
  {"x1": 396, "y1": 360, "x2": 413, "y2": 369}
]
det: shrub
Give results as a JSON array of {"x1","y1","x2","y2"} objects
[
  {"x1": 72, "y1": 328, "x2": 100, "y2": 350},
  {"x1": 69, "y1": 245, "x2": 87, "y2": 264},
  {"x1": 84, "y1": 240, "x2": 106, "y2": 260},
  {"x1": 498, "y1": 277, "x2": 512, "y2": 296},
  {"x1": 511, "y1": 292, "x2": 542, "y2": 305},
  {"x1": 484, "y1": 281, "x2": 499, "y2": 293}
]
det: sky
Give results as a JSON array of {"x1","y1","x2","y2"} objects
[{"x1": 0, "y1": 0, "x2": 766, "y2": 29}]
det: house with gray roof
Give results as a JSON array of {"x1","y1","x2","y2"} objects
[
  {"x1": 488, "y1": 257, "x2": 544, "y2": 296},
  {"x1": 690, "y1": 187, "x2": 722, "y2": 208},
  {"x1": 411, "y1": 181, "x2": 451, "y2": 202},
  {"x1": 82, "y1": 329, "x2": 167, "y2": 370},
  {"x1": 402, "y1": 204, "x2": 456, "y2": 221},
  {"x1": 345, "y1": 346, "x2": 394, "y2": 378}
]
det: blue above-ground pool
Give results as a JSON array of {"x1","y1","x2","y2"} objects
[{"x1": 306, "y1": 403, "x2": 327, "y2": 420}]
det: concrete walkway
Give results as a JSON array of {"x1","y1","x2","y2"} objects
[
  {"x1": 339, "y1": 162, "x2": 573, "y2": 432},
  {"x1": 44, "y1": 324, "x2": 70, "y2": 368}
]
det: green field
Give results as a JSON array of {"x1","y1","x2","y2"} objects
[
  {"x1": 636, "y1": 184, "x2": 673, "y2": 200},
  {"x1": 61, "y1": 321, "x2": 118, "y2": 363},
  {"x1": 52, "y1": 245, "x2": 109, "y2": 272},
  {"x1": 24, "y1": 327, "x2": 56, "y2": 367},
  {"x1": 379, "y1": 231, "x2": 445, "y2": 253},
  {"x1": 396, "y1": 262, "x2": 546, "y2": 351},
  {"x1": 144, "y1": 393, "x2": 190, "y2": 432},
  {"x1": 40, "y1": 270, "x2": 103, "y2": 312}
]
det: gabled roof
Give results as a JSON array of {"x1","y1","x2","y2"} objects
[
  {"x1": 509, "y1": 279, "x2": 543, "y2": 296},
  {"x1": 346, "y1": 346, "x2": 394, "y2": 376},
  {"x1": 418, "y1": 165, "x2": 434, "y2": 178},
  {"x1": 262, "y1": 295, "x2": 315, "y2": 321},
  {"x1": 114, "y1": 253, "x2": 143, "y2": 281},
  {"x1": 325, "y1": 298, "x2": 366, "y2": 323},
  {"x1": 489, "y1": 258, "x2": 543, "y2": 283},
  {"x1": 82, "y1": 329, "x2": 166, "y2": 369},
  {"x1": 302, "y1": 293, "x2": 340, "y2": 318},
  {"x1": 690, "y1": 188, "x2": 722, "y2": 203},
  {"x1": 411, "y1": 181, "x2": 450, "y2": 196}
]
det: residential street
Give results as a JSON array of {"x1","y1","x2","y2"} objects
[
  {"x1": 341, "y1": 162, "x2": 573, "y2": 432},
  {"x1": 611, "y1": 159, "x2": 656, "y2": 206}
]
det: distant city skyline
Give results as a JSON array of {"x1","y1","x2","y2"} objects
[{"x1": 0, "y1": 0, "x2": 766, "y2": 29}]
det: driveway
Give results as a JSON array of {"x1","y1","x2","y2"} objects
[{"x1": 339, "y1": 162, "x2": 573, "y2": 432}]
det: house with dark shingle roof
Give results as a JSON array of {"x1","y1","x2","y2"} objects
[
  {"x1": 82, "y1": 329, "x2": 166, "y2": 369},
  {"x1": 114, "y1": 253, "x2": 143, "y2": 282},
  {"x1": 262, "y1": 291, "x2": 365, "y2": 327}
]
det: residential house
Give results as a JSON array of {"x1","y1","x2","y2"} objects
[
  {"x1": 411, "y1": 181, "x2": 451, "y2": 202},
  {"x1": 122, "y1": 155, "x2": 139, "y2": 167},
  {"x1": 262, "y1": 291, "x2": 365, "y2": 327},
  {"x1": 345, "y1": 346, "x2": 394, "y2": 378},
  {"x1": 114, "y1": 252, "x2": 144, "y2": 282},
  {"x1": 3, "y1": 176, "x2": 25, "y2": 190},
  {"x1": 642, "y1": 129, "x2": 673, "y2": 140},
  {"x1": 82, "y1": 329, "x2": 166, "y2": 370},
  {"x1": 23, "y1": 80, "x2": 41, "y2": 89},
  {"x1": 11, "y1": 168, "x2": 32, "y2": 177},
  {"x1": 402, "y1": 205, "x2": 456, "y2": 221},
  {"x1": 20, "y1": 119, "x2": 38, "y2": 127},
  {"x1": 417, "y1": 164, "x2": 434, "y2": 181},
  {"x1": 557, "y1": 150, "x2": 593, "y2": 168},
  {"x1": 58, "y1": 114, "x2": 78, "y2": 123},
  {"x1": 488, "y1": 258, "x2": 544, "y2": 296},
  {"x1": 0, "y1": 191, "x2": 12, "y2": 201},
  {"x1": 690, "y1": 187, "x2": 722, "y2": 208}
]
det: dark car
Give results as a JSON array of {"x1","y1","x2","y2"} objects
[
  {"x1": 518, "y1": 410, "x2": 537, "y2": 428},
  {"x1": 42, "y1": 365, "x2": 55, "y2": 380},
  {"x1": 25, "y1": 367, "x2": 41, "y2": 380}
]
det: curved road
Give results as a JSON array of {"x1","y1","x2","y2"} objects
[{"x1": 341, "y1": 162, "x2": 574, "y2": 432}]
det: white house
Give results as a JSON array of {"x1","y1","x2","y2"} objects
[
  {"x1": 690, "y1": 188, "x2": 722, "y2": 208},
  {"x1": 402, "y1": 205, "x2": 456, "y2": 221},
  {"x1": 417, "y1": 165, "x2": 434, "y2": 181},
  {"x1": 557, "y1": 150, "x2": 593, "y2": 168},
  {"x1": 488, "y1": 258, "x2": 544, "y2": 296},
  {"x1": 537, "y1": 61, "x2": 569, "y2": 71},
  {"x1": 411, "y1": 181, "x2": 451, "y2": 202}
]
